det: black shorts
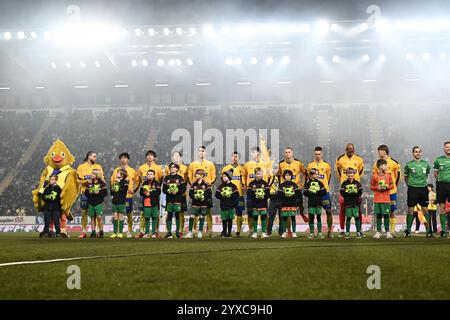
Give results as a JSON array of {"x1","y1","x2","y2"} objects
[
  {"x1": 436, "y1": 182, "x2": 450, "y2": 204},
  {"x1": 407, "y1": 186, "x2": 429, "y2": 208}
]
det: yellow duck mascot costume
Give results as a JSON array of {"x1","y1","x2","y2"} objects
[{"x1": 32, "y1": 140, "x2": 79, "y2": 237}]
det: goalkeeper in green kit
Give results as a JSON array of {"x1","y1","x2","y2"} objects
[{"x1": 215, "y1": 169, "x2": 239, "y2": 237}]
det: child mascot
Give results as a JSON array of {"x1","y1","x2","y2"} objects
[{"x1": 32, "y1": 139, "x2": 79, "y2": 237}]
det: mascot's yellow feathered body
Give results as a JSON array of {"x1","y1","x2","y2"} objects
[{"x1": 31, "y1": 140, "x2": 79, "y2": 236}]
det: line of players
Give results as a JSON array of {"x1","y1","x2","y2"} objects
[{"x1": 73, "y1": 141, "x2": 450, "y2": 239}]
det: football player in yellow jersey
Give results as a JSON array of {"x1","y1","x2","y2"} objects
[
  {"x1": 243, "y1": 147, "x2": 273, "y2": 236},
  {"x1": 372, "y1": 145, "x2": 401, "y2": 237},
  {"x1": 135, "y1": 150, "x2": 164, "y2": 238},
  {"x1": 111, "y1": 152, "x2": 140, "y2": 238},
  {"x1": 164, "y1": 151, "x2": 188, "y2": 236},
  {"x1": 306, "y1": 147, "x2": 333, "y2": 237},
  {"x1": 76, "y1": 151, "x2": 104, "y2": 239},
  {"x1": 335, "y1": 143, "x2": 365, "y2": 237},
  {"x1": 278, "y1": 147, "x2": 307, "y2": 236},
  {"x1": 222, "y1": 151, "x2": 245, "y2": 236},
  {"x1": 187, "y1": 146, "x2": 216, "y2": 237}
]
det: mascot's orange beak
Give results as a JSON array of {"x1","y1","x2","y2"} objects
[{"x1": 52, "y1": 155, "x2": 63, "y2": 164}]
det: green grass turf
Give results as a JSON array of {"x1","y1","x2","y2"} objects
[{"x1": 0, "y1": 232, "x2": 449, "y2": 299}]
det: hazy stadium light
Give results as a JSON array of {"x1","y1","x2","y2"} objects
[
  {"x1": 148, "y1": 28, "x2": 156, "y2": 36},
  {"x1": 34, "y1": 86, "x2": 45, "y2": 89},
  {"x1": 80, "y1": 61, "x2": 86, "y2": 68},
  {"x1": 134, "y1": 28, "x2": 143, "y2": 36},
  {"x1": 332, "y1": 55, "x2": 340, "y2": 63},
  {"x1": 0, "y1": 86, "x2": 11, "y2": 90},
  {"x1": 114, "y1": 84, "x2": 129, "y2": 88},
  {"x1": 157, "y1": 59, "x2": 165, "y2": 67},
  {"x1": 131, "y1": 60, "x2": 138, "y2": 67},
  {"x1": 237, "y1": 81, "x2": 251, "y2": 85},
  {"x1": 163, "y1": 28, "x2": 171, "y2": 36},
  {"x1": 142, "y1": 59, "x2": 148, "y2": 67},
  {"x1": 299, "y1": 23, "x2": 311, "y2": 33},
  {"x1": 188, "y1": 27, "x2": 197, "y2": 35},
  {"x1": 176, "y1": 27, "x2": 183, "y2": 35},
  {"x1": 250, "y1": 57, "x2": 258, "y2": 64},
  {"x1": 440, "y1": 52, "x2": 447, "y2": 60},
  {"x1": 74, "y1": 85, "x2": 88, "y2": 89},
  {"x1": 225, "y1": 58, "x2": 233, "y2": 65},
  {"x1": 202, "y1": 25, "x2": 215, "y2": 36},
  {"x1": 360, "y1": 23, "x2": 369, "y2": 31},
  {"x1": 186, "y1": 58, "x2": 194, "y2": 65},
  {"x1": 51, "y1": 62, "x2": 57, "y2": 68},
  {"x1": 405, "y1": 78, "x2": 420, "y2": 82},
  {"x1": 379, "y1": 54, "x2": 386, "y2": 62},
  {"x1": 319, "y1": 80, "x2": 335, "y2": 83},
  {"x1": 94, "y1": 60, "x2": 101, "y2": 68},
  {"x1": 394, "y1": 20, "x2": 406, "y2": 30},
  {"x1": 315, "y1": 21, "x2": 330, "y2": 35},
  {"x1": 362, "y1": 54, "x2": 370, "y2": 62},
  {"x1": 422, "y1": 53, "x2": 431, "y2": 60},
  {"x1": 4, "y1": 32, "x2": 11, "y2": 40},
  {"x1": 196, "y1": 82, "x2": 210, "y2": 86},
  {"x1": 44, "y1": 31, "x2": 51, "y2": 39},
  {"x1": 269, "y1": 24, "x2": 283, "y2": 34},
  {"x1": 65, "y1": 62, "x2": 71, "y2": 68},
  {"x1": 266, "y1": 57, "x2": 274, "y2": 65},
  {"x1": 154, "y1": 83, "x2": 168, "y2": 87},
  {"x1": 285, "y1": 24, "x2": 298, "y2": 33},
  {"x1": 438, "y1": 19, "x2": 450, "y2": 30},
  {"x1": 362, "y1": 79, "x2": 377, "y2": 82},
  {"x1": 30, "y1": 31, "x2": 37, "y2": 39},
  {"x1": 17, "y1": 31, "x2": 25, "y2": 39},
  {"x1": 221, "y1": 26, "x2": 231, "y2": 35},
  {"x1": 405, "y1": 53, "x2": 414, "y2": 61},
  {"x1": 278, "y1": 81, "x2": 292, "y2": 85},
  {"x1": 281, "y1": 56, "x2": 290, "y2": 65},
  {"x1": 52, "y1": 24, "x2": 123, "y2": 46},
  {"x1": 375, "y1": 19, "x2": 391, "y2": 32},
  {"x1": 330, "y1": 23, "x2": 339, "y2": 32},
  {"x1": 316, "y1": 56, "x2": 324, "y2": 63},
  {"x1": 175, "y1": 59, "x2": 182, "y2": 66},
  {"x1": 235, "y1": 58, "x2": 243, "y2": 65},
  {"x1": 168, "y1": 59, "x2": 176, "y2": 66}
]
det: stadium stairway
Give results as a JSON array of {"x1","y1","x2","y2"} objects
[
  {"x1": 316, "y1": 109, "x2": 331, "y2": 156},
  {"x1": 368, "y1": 106, "x2": 384, "y2": 157},
  {"x1": 0, "y1": 116, "x2": 54, "y2": 195}
]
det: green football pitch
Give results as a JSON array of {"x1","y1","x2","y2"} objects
[{"x1": 0, "y1": 232, "x2": 449, "y2": 300}]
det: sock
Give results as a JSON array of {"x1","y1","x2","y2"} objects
[
  {"x1": 384, "y1": 215, "x2": 390, "y2": 232},
  {"x1": 145, "y1": 218, "x2": 150, "y2": 234},
  {"x1": 253, "y1": 217, "x2": 258, "y2": 233},
  {"x1": 119, "y1": 220, "x2": 124, "y2": 233},
  {"x1": 316, "y1": 215, "x2": 322, "y2": 233},
  {"x1": 199, "y1": 217, "x2": 205, "y2": 232},
  {"x1": 151, "y1": 217, "x2": 157, "y2": 234},
  {"x1": 290, "y1": 216, "x2": 296, "y2": 233},
  {"x1": 222, "y1": 220, "x2": 227, "y2": 234},
  {"x1": 424, "y1": 213, "x2": 431, "y2": 234},
  {"x1": 440, "y1": 214, "x2": 447, "y2": 233},
  {"x1": 236, "y1": 216, "x2": 242, "y2": 233},
  {"x1": 81, "y1": 209, "x2": 88, "y2": 232},
  {"x1": 308, "y1": 214, "x2": 314, "y2": 233},
  {"x1": 261, "y1": 216, "x2": 267, "y2": 233},
  {"x1": 287, "y1": 216, "x2": 292, "y2": 232},
  {"x1": 407, "y1": 214, "x2": 414, "y2": 233},
  {"x1": 127, "y1": 213, "x2": 133, "y2": 233},
  {"x1": 376, "y1": 214, "x2": 382, "y2": 232},
  {"x1": 355, "y1": 217, "x2": 361, "y2": 232},
  {"x1": 113, "y1": 219, "x2": 118, "y2": 233},
  {"x1": 167, "y1": 214, "x2": 173, "y2": 234},
  {"x1": 281, "y1": 217, "x2": 287, "y2": 233},
  {"x1": 175, "y1": 215, "x2": 180, "y2": 233},
  {"x1": 227, "y1": 219, "x2": 233, "y2": 235},
  {"x1": 189, "y1": 217, "x2": 194, "y2": 232},
  {"x1": 206, "y1": 212, "x2": 213, "y2": 234},
  {"x1": 346, "y1": 217, "x2": 351, "y2": 233},
  {"x1": 390, "y1": 217, "x2": 396, "y2": 233},
  {"x1": 180, "y1": 212, "x2": 185, "y2": 233},
  {"x1": 327, "y1": 213, "x2": 333, "y2": 233},
  {"x1": 248, "y1": 216, "x2": 253, "y2": 233},
  {"x1": 193, "y1": 216, "x2": 198, "y2": 233},
  {"x1": 139, "y1": 212, "x2": 145, "y2": 233},
  {"x1": 156, "y1": 216, "x2": 160, "y2": 233}
]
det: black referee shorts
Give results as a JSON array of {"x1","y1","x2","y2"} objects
[
  {"x1": 407, "y1": 186, "x2": 429, "y2": 208},
  {"x1": 436, "y1": 182, "x2": 450, "y2": 204}
]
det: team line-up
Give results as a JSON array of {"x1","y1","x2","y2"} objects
[{"x1": 36, "y1": 141, "x2": 450, "y2": 240}]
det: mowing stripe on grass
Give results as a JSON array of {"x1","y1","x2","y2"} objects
[{"x1": 0, "y1": 241, "x2": 447, "y2": 268}]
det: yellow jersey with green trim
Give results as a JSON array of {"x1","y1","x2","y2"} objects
[
  {"x1": 222, "y1": 163, "x2": 244, "y2": 196},
  {"x1": 76, "y1": 162, "x2": 104, "y2": 193},
  {"x1": 335, "y1": 153, "x2": 365, "y2": 183},
  {"x1": 188, "y1": 159, "x2": 216, "y2": 185},
  {"x1": 111, "y1": 165, "x2": 140, "y2": 199},
  {"x1": 306, "y1": 160, "x2": 332, "y2": 192},
  {"x1": 278, "y1": 159, "x2": 306, "y2": 188},
  {"x1": 372, "y1": 157, "x2": 401, "y2": 194}
]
